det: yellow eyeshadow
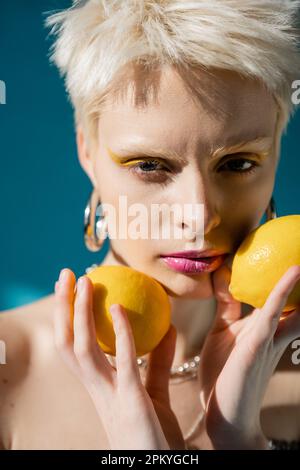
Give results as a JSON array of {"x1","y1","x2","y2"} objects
[{"x1": 107, "y1": 147, "x2": 151, "y2": 167}]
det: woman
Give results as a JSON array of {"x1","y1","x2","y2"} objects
[{"x1": 1, "y1": 0, "x2": 300, "y2": 450}]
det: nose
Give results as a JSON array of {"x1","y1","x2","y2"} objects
[{"x1": 174, "y1": 169, "x2": 221, "y2": 240}]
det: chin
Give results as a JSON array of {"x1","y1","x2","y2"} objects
[{"x1": 159, "y1": 271, "x2": 215, "y2": 299}]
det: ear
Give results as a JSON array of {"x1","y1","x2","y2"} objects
[{"x1": 76, "y1": 126, "x2": 97, "y2": 188}]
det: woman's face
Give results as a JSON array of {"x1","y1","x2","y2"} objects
[{"x1": 78, "y1": 67, "x2": 279, "y2": 299}]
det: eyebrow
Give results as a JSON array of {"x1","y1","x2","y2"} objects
[
  {"x1": 107, "y1": 145, "x2": 187, "y2": 164},
  {"x1": 108, "y1": 135, "x2": 273, "y2": 164},
  {"x1": 211, "y1": 136, "x2": 273, "y2": 159}
]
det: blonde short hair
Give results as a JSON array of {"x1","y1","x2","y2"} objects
[{"x1": 45, "y1": 0, "x2": 300, "y2": 148}]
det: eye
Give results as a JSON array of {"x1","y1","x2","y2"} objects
[
  {"x1": 124, "y1": 157, "x2": 172, "y2": 186},
  {"x1": 218, "y1": 157, "x2": 259, "y2": 175},
  {"x1": 131, "y1": 159, "x2": 168, "y2": 173}
]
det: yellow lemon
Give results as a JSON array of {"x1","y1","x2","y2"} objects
[
  {"x1": 229, "y1": 215, "x2": 300, "y2": 311},
  {"x1": 85, "y1": 265, "x2": 171, "y2": 357}
]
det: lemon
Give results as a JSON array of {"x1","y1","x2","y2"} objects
[
  {"x1": 229, "y1": 215, "x2": 300, "y2": 311},
  {"x1": 85, "y1": 265, "x2": 171, "y2": 357}
]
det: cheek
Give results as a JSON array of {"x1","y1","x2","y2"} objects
[
  {"x1": 96, "y1": 163, "x2": 168, "y2": 224},
  {"x1": 95, "y1": 170, "x2": 156, "y2": 249},
  {"x1": 245, "y1": 166, "x2": 276, "y2": 218},
  {"x1": 97, "y1": 162, "x2": 153, "y2": 205},
  {"x1": 220, "y1": 178, "x2": 275, "y2": 251},
  {"x1": 221, "y1": 160, "x2": 275, "y2": 209}
]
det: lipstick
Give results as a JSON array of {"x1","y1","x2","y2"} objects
[{"x1": 160, "y1": 251, "x2": 228, "y2": 274}]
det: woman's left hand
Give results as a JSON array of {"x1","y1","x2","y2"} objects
[{"x1": 198, "y1": 264, "x2": 300, "y2": 449}]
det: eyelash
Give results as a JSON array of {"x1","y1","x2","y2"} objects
[
  {"x1": 217, "y1": 158, "x2": 259, "y2": 176},
  {"x1": 128, "y1": 156, "x2": 259, "y2": 178}
]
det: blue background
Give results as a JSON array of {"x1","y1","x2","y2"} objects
[{"x1": 0, "y1": 1, "x2": 299, "y2": 311}]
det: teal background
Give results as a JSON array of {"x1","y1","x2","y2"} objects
[{"x1": 0, "y1": 1, "x2": 299, "y2": 311}]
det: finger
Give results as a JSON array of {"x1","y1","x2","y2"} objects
[
  {"x1": 211, "y1": 264, "x2": 242, "y2": 330},
  {"x1": 274, "y1": 306, "x2": 300, "y2": 351},
  {"x1": 109, "y1": 304, "x2": 142, "y2": 391},
  {"x1": 260, "y1": 265, "x2": 300, "y2": 338},
  {"x1": 73, "y1": 275, "x2": 114, "y2": 386},
  {"x1": 145, "y1": 325, "x2": 177, "y2": 404},
  {"x1": 53, "y1": 268, "x2": 79, "y2": 375}
]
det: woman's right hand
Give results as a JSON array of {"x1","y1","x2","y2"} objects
[{"x1": 53, "y1": 268, "x2": 185, "y2": 450}]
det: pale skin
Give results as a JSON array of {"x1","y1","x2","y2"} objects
[{"x1": 0, "y1": 66, "x2": 300, "y2": 450}]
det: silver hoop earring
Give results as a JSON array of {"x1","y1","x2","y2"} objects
[
  {"x1": 266, "y1": 196, "x2": 277, "y2": 221},
  {"x1": 84, "y1": 188, "x2": 108, "y2": 252}
]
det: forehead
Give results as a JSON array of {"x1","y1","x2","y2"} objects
[{"x1": 99, "y1": 66, "x2": 278, "y2": 149}]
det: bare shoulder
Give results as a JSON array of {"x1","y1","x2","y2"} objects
[
  {"x1": 0, "y1": 294, "x2": 56, "y2": 448},
  {"x1": 0, "y1": 293, "x2": 55, "y2": 360}
]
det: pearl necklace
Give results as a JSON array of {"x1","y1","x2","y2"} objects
[
  {"x1": 136, "y1": 355, "x2": 201, "y2": 383},
  {"x1": 85, "y1": 263, "x2": 201, "y2": 383}
]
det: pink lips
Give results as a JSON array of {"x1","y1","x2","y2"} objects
[{"x1": 160, "y1": 251, "x2": 228, "y2": 274}]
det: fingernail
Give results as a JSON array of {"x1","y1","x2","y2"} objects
[
  {"x1": 77, "y1": 276, "x2": 85, "y2": 293},
  {"x1": 59, "y1": 269, "x2": 68, "y2": 283},
  {"x1": 110, "y1": 304, "x2": 119, "y2": 319}
]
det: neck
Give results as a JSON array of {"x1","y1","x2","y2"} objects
[
  {"x1": 99, "y1": 248, "x2": 216, "y2": 366},
  {"x1": 168, "y1": 295, "x2": 216, "y2": 365}
]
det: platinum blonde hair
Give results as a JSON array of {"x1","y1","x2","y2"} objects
[{"x1": 45, "y1": 0, "x2": 300, "y2": 149}]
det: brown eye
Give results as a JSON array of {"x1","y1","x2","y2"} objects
[{"x1": 219, "y1": 158, "x2": 258, "y2": 174}]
